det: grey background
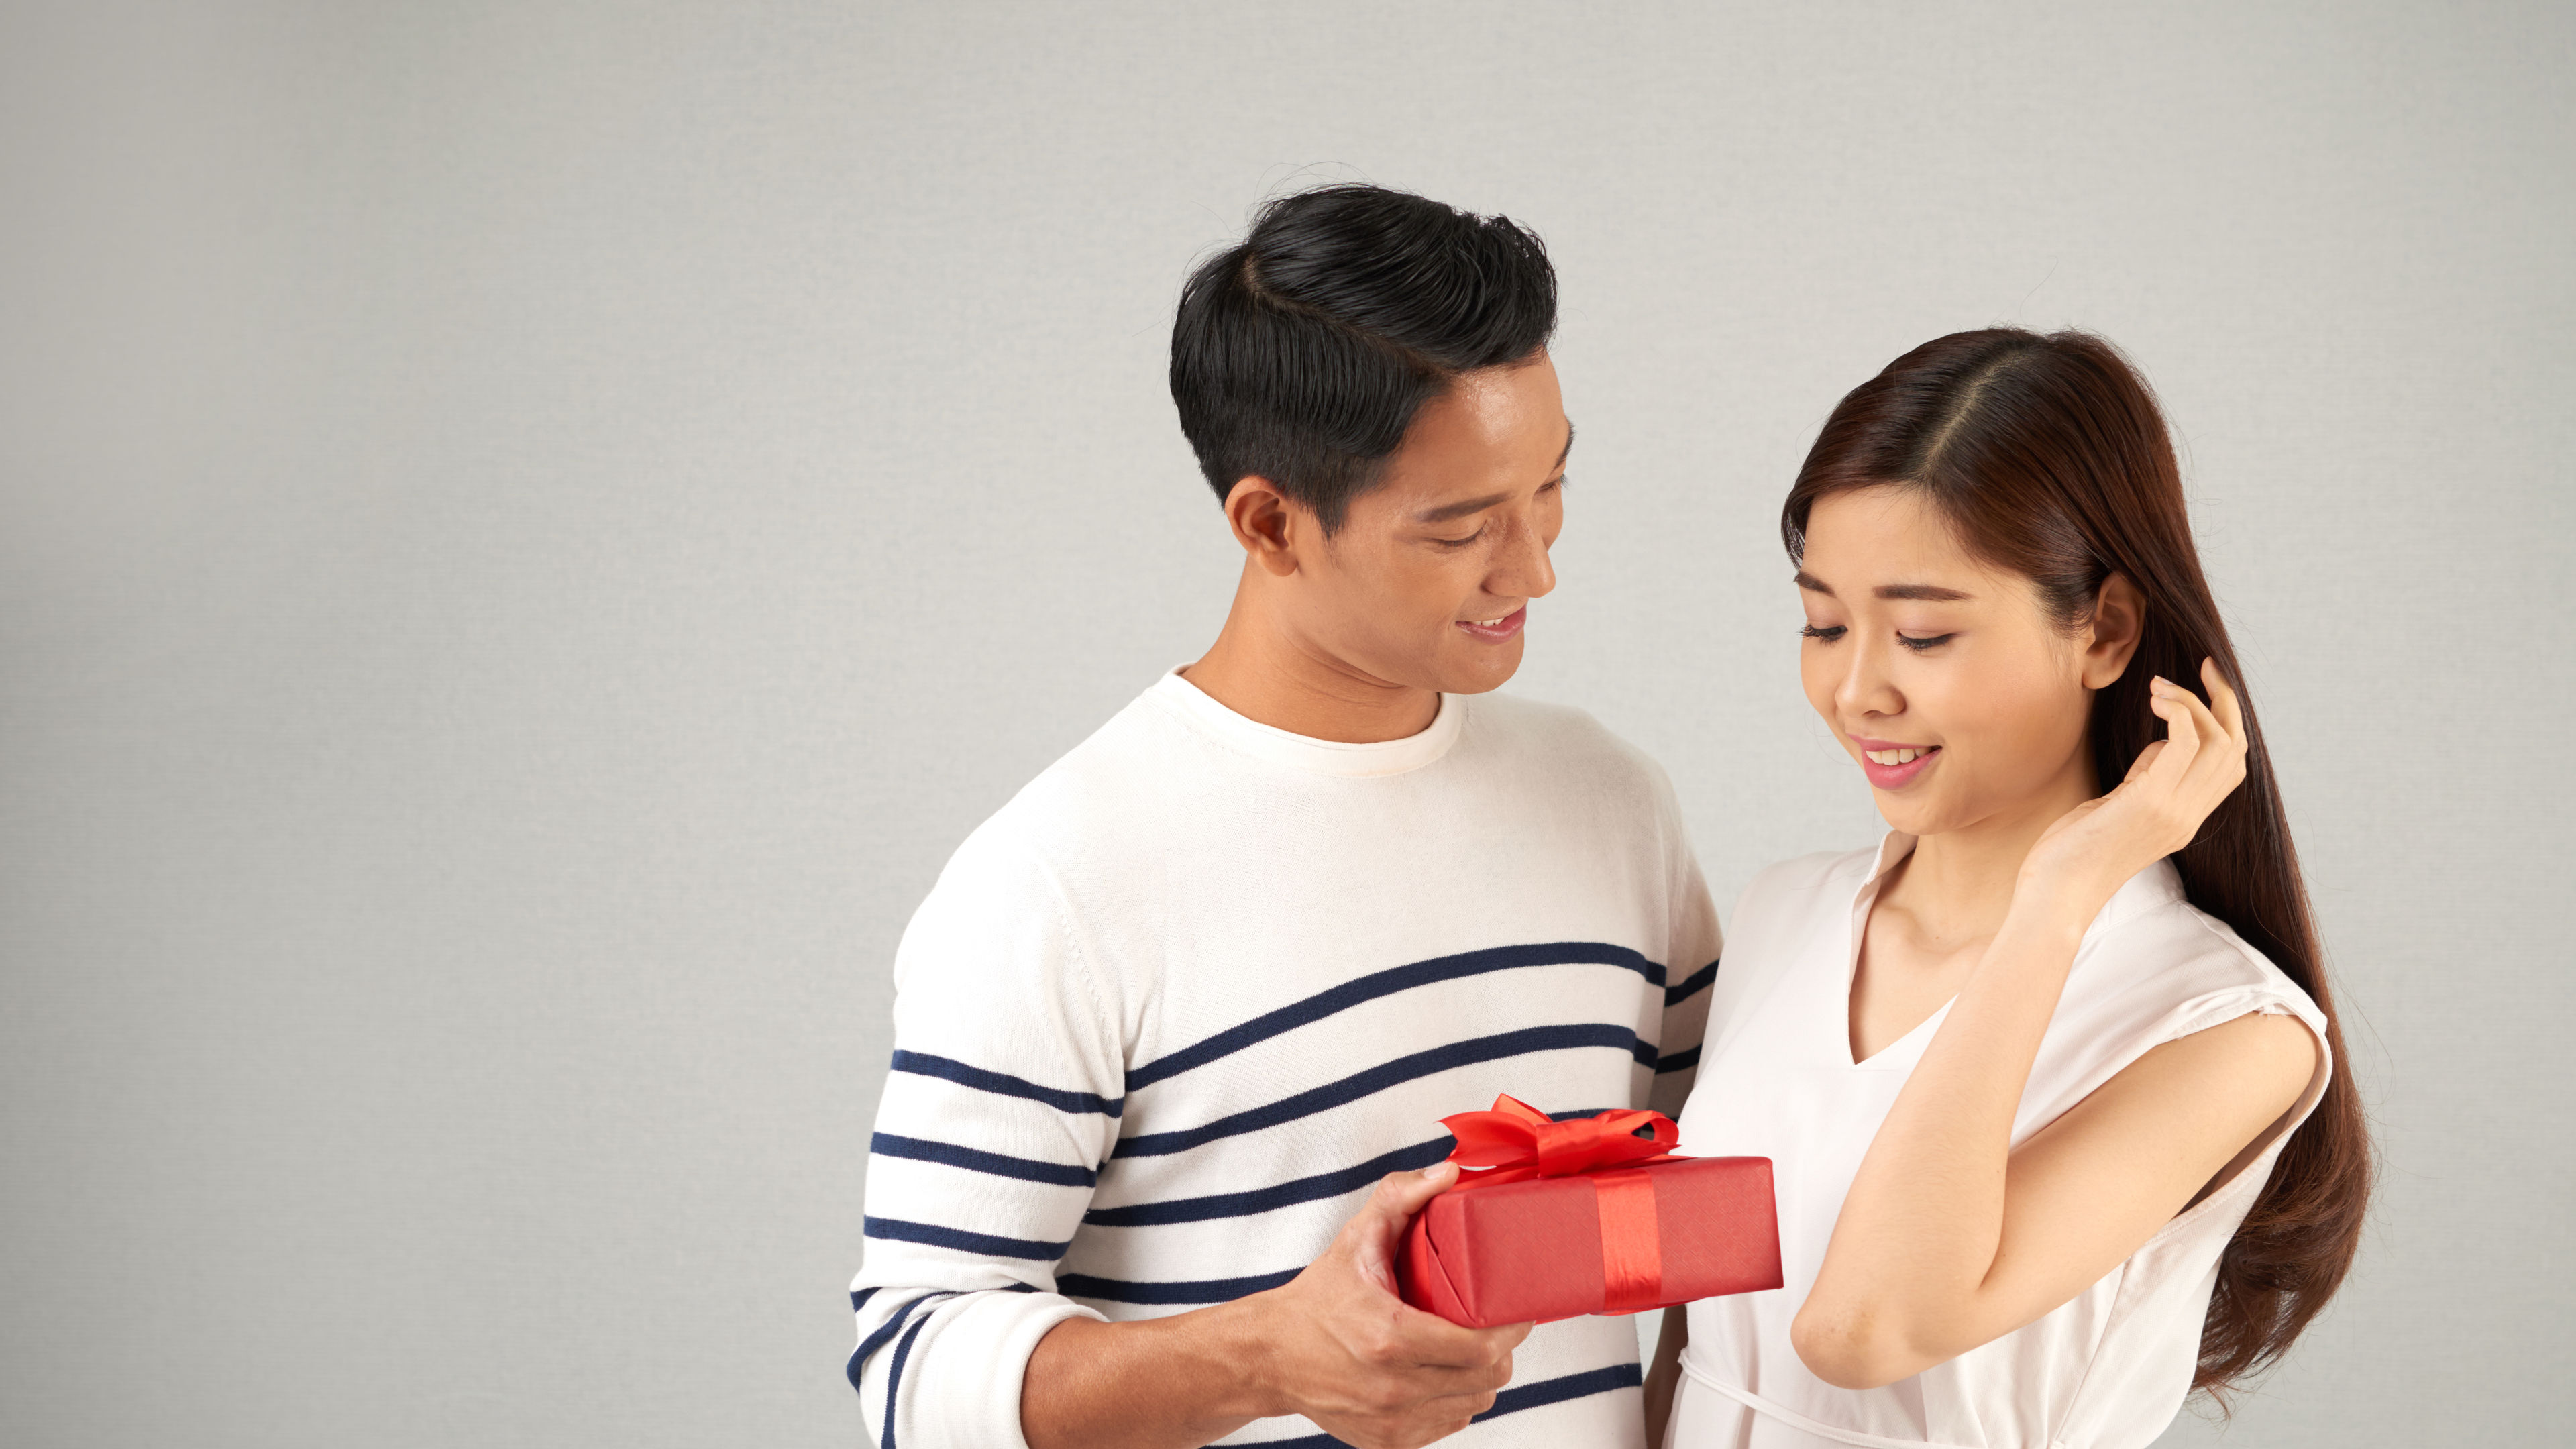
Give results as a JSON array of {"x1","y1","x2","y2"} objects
[{"x1": 3, "y1": 2, "x2": 2567, "y2": 1446}]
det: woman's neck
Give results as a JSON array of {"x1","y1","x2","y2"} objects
[{"x1": 1886, "y1": 751, "x2": 2101, "y2": 945}]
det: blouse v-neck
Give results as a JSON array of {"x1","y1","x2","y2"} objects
[{"x1": 1839, "y1": 830, "x2": 1955, "y2": 1069}]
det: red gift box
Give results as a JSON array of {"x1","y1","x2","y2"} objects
[{"x1": 1396, "y1": 1095, "x2": 1782, "y2": 1328}]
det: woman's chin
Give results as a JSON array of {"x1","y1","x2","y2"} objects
[{"x1": 1870, "y1": 794, "x2": 1954, "y2": 838}]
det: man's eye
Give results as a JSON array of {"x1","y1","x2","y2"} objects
[
  {"x1": 1800, "y1": 625, "x2": 1845, "y2": 643},
  {"x1": 1431, "y1": 530, "x2": 1484, "y2": 548},
  {"x1": 1896, "y1": 633, "x2": 1955, "y2": 651}
]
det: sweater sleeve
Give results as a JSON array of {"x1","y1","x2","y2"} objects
[
  {"x1": 1648, "y1": 777, "x2": 1723, "y2": 1120},
  {"x1": 848, "y1": 825, "x2": 1122, "y2": 1449}
]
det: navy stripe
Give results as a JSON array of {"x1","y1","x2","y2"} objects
[
  {"x1": 1258, "y1": 1362, "x2": 1646, "y2": 1446},
  {"x1": 1084, "y1": 1106, "x2": 1623, "y2": 1227},
  {"x1": 1665, "y1": 957, "x2": 1720, "y2": 1007},
  {"x1": 1113, "y1": 1024, "x2": 1646, "y2": 1159},
  {"x1": 1088, "y1": 1137, "x2": 1454, "y2": 1226},
  {"x1": 1656, "y1": 1044, "x2": 1701, "y2": 1075},
  {"x1": 847, "y1": 1291, "x2": 953, "y2": 1395},
  {"x1": 1055, "y1": 1267, "x2": 1301, "y2": 1305},
  {"x1": 889, "y1": 1050, "x2": 1122, "y2": 1117},
  {"x1": 871, "y1": 1132, "x2": 1099, "y2": 1188},
  {"x1": 1630, "y1": 1036, "x2": 1660, "y2": 1068},
  {"x1": 864, "y1": 1216, "x2": 1071, "y2": 1261},
  {"x1": 879, "y1": 1307, "x2": 936, "y2": 1449},
  {"x1": 1480, "y1": 1361, "x2": 1644, "y2": 1418},
  {"x1": 1126, "y1": 943, "x2": 1665, "y2": 1092}
]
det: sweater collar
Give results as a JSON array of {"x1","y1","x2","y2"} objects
[{"x1": 1145, "y1": 668, "x2": 1464, "y2": 778}]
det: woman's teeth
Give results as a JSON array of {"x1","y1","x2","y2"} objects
[
  {"x1": 1466, "y1": 616, "x2": 1507, "y2": 627},
  {"x1": 1865, "y1": 747, "x2": 1934, "y2": 765}
]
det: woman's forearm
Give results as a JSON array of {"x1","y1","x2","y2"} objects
[{"x1": 1794, "y1": 890, "x2": 2095, "y2": 1385}]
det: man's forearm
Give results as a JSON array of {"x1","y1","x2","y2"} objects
[{"x1": 1022, "y1": 1298, "x2": 1275, "y2": 1449}]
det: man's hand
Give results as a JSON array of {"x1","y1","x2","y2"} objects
[
  {"x1": 1243, "y1": 1163, "x2": 1532, "y2": 1449},
  {"x1": 1022, "y1": 1162, "x2": 1529, "y2": 1449}
]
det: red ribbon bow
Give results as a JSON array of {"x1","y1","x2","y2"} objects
[
  {"x1": 1436, "y1": 1094, "x2": 1688, "y2": 1315},
  {"x1": 1441, "y1": 1093, "x2": 1685, "y2": 1188}
]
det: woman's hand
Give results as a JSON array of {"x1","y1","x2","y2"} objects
[{"x1": 2021, "y1": 658, "x2": 2249, "y2": 907}]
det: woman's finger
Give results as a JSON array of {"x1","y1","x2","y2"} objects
[
  {"x1": 2201, "y1": 659, "x2": 2248, "y2": 749},
  {"x1": 2144, "y1": 678, "x2": 2202, "y2": 789},
  {"x1": 2169, "y1": 674, "x2": 2246, "y2": 806},
  {"x1": 2120, "y1": 737, "x2": 2168, "y2": 786}
]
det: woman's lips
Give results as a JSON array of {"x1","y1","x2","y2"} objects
[
  {"x1": 1855, "y1": 740, "x2": 1942, "y2": 790},
  {"x1": 1456, "y1": 606, "x2": 1526, "y2": 643}
]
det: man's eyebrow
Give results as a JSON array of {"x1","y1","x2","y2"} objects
[
  {"x1": 1412, "y1": 420, "x2": 1577, "y2": 524},
  {"x1": 1416, "y1": 491, "x2": 1515, "y2": 524}
]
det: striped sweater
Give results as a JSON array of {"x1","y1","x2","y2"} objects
[{"x1": 850, "y1": 669, "x2": 1721, "y2": 1448}]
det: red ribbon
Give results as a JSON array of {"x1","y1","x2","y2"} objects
[{"x1": 1438, "y1": 1095, "x2": 1686, "y2": 1314}]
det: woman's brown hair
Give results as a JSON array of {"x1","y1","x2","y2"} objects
[{"x1": 1782, "y1": 328, "x2": 2371, "y2": 1395}]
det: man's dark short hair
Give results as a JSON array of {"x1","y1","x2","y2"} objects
[{"x1": 1170, "y1": 184, "x2": 1557, "y2": 533}]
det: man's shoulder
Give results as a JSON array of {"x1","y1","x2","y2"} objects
[
  {"x1": 961, "y1": 684, "x2": 1201, "y2": 858},
  {"x1": 1459, "y1": 690, "x2": 1677, "y2": 798}
]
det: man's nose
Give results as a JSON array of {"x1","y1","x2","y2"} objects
[{"x1": 1490, "y1": 508, "x2": 1556, "y2": 600}]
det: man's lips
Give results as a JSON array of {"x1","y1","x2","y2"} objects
[
  {"x1": 1456, "y1": 606, "x2": 1526, "y2": 643},
  {"x1": 1851, "y1": 737, "x2": 1941, "y2": 790}
]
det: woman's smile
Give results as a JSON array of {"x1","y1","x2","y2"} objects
[{"x1": 1851, "y1": 735, "x2": 1943, "y2": 790}]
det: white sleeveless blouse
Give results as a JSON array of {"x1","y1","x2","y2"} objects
[{"x1": 1669, "y1": 835, "x2": 2330, "y2": 1449}]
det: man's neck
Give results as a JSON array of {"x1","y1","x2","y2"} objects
[{"x1": 1181, "y1": 583, "x2": 1440, "y2": 745}]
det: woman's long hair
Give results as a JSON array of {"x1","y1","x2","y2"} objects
[{"x1": 1782, "y1": 328, "x2": 2371, "y2": 1395}]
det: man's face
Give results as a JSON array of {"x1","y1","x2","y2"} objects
[{"x1": 1290, "y1": 354, "x2": 1569, "y2": 696}]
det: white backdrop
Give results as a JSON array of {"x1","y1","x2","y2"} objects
[{"x1": 3, "y1": 3, "x2": 2568, "y2": 1446}]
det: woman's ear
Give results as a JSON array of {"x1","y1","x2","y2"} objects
[{"x1": 2081, "y1": 573, "x2": 2146, "y2": 689}]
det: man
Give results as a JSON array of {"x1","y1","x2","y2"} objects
[{"x1": 849, "y1": 184, "x2": 1721, "y2": 1449}]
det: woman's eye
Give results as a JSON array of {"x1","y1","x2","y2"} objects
[
  {"x1": 1896, "y1": 633, "x2": 1955, "y2": 652},
  {"x1": 1800, "y1": 624, "x2": 1846, "y2": 643}
]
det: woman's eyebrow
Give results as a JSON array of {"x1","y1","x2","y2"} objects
[{"x1": 1792, "y1": 572, "x2": 1973, "y2": 602}]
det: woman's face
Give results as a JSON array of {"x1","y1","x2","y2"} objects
[{"x1": 1794, "y1": 486, "x2": 2135, "y2": 839}]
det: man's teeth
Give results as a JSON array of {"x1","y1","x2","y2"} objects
[{"x1": 1865, "y1": 747, "x2": 1934, "y2": 765}]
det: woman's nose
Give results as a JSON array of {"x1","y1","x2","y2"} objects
[{"x1": 1837, "y1": 639, "x2": 1903, "y2": 717}]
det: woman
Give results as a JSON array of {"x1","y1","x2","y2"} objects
[{"x1": 1646, "y1": 329, "x2": 2371, "y2": 1448}]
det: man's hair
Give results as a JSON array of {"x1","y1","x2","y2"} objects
[{"x1": 1170, "y1": 184, "x2": 1557, "y2": 532}]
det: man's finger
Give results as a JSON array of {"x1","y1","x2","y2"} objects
[
  {"x1": 1365, "y1": 1163, "x2": 1457, "y2": 1222},
  {"x1": 1340, "y1": 1164, "x2": 1455, "y2": 1252},
  {"x1": 1383, "y1": 1309, "x2": 1528, "y2": 1369},
  {"x1": 1338, "y1": 1164, "x2": 1458, "y2": 1291}
]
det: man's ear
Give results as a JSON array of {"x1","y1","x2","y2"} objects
[
  {"x1": 1223, "y1": 477, "x2": 1304, "y2": 578},
  {"x1": 2080, "y1": 572, "x2": 2147, "y2": 689}
]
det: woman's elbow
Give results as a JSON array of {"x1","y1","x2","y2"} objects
[{"x1": 1789, "y1": 1299, "x2": 1924, "y2": 1391}]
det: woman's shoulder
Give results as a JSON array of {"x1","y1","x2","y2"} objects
[
  {"x1": 1706, "y1": 843, "x2": 1879, "y2": 988},
  {"x1": 2072, "y1": 861, "x2": 2328, "y2": 1040},
  {"x1": 1734, "y1": 842, "x2": 1880, "y2": 917}
]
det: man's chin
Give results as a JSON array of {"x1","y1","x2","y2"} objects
[{"x1": 1423, "y1": 638, "x2": 1527, "y2": 695}]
